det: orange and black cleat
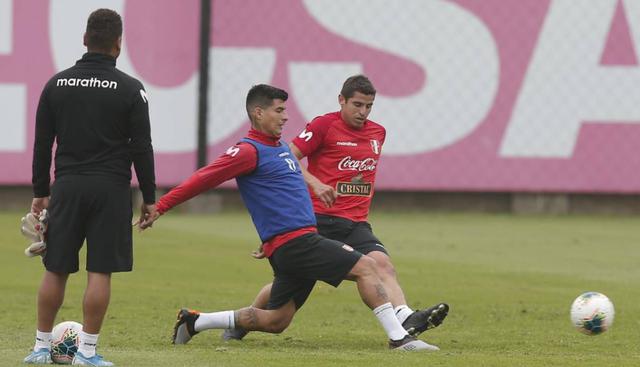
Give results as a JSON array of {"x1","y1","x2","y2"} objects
[{"x1": 172, "y1": 308, "x2": 200, "y2": 344}]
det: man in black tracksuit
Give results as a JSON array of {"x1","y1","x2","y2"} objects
[{"x1": 25, "y1": 9, "x2": 156, "y2": 366}]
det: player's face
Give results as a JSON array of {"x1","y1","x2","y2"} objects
[
  {"x1": 339, "y1": 92, "x2": 375, "y2": 129},
  {"x1": 255, "y1": 99, "x2": 288, "y2": 137}
]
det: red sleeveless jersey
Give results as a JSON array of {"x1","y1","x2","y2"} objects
[{"x1": 292, "y1": 112, "x2": 385, "y2": 222}]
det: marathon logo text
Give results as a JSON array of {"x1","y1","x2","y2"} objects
[{"x1": 56, "y1": 77, "x2": 118, "y2": 89}]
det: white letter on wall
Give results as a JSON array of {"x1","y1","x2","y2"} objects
[
  {"x1": 208, "y1": 48, "x2": 276, "y2": 145},
  {"x1": 292, "y1": 0, "x2": 499, "y2": 154},
  {"x1": 0, "y1": 1, "x2": 27, "y2": 151},
  {"x1": 49, "y1": 0, "x2": 198, "y2": 152},
  {"x1": 49, "y1": 0, "x2": 276, "y2": 152},
  {"x1": 501, "y1": 0, "x2": 640, "y2": 157},
  {"x1": 0, "y1": 84, "x2": 26, "y2": 151},
  {"x1": 0, "y1": 0, "x2": 11, "y2": 54}
]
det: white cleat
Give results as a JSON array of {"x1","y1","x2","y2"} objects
[
  {"x1": 23, "y1": 348, "x2": 53, "y2": 364},
  {"x1": 389, "y1": 335, "x2": 440, "y2": 351}
]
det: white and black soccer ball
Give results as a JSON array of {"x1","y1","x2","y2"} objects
[
  {"x1": 570, "y1": 292, "x2": 615, "y2": 335},
  {"x1": 51, "y1": 321, "x2": 82, "y2": 364}
]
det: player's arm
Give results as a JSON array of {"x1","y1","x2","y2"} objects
[
  {"x1": 31, "y1": 85, "x2": 55, "y2": 215},
  {"x1": 139, "y1": 143, "x2": 257, "y2": 229},
  {"x1": 289, "y1": 142, "x2": 338, "y2": 208},
  {"x1": 128, "y1": 84, "x2": 158, "y2": 226},
  {"x1": 129, "y1": 84, "x2": 156, "y2": 204}
]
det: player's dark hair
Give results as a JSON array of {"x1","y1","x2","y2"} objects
[
  {"x1": 340, "y1": 75, "x2": 376, "y2": 100},
  {"x1": 246, "y1": 84, "x2": 288, "y2": 122},
  {"x1": 85, "y1": 9, "x2": 122, "y2": 52}
]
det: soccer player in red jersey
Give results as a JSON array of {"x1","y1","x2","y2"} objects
[
  {"x1": 224, "y1": 75, "x2": 448, "y2": 342},
  {"x1": 140, "y1": 84, "x2": 437, "y2": 351}
]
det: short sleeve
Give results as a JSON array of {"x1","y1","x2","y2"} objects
[{"x1": 291, "y1": 115, "x2": 333, "y2": 157}]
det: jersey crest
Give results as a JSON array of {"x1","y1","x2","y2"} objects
[{"x1": 370, "y1": 139, "x2": 380, "y2": 154}]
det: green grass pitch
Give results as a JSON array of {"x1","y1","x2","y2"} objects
[{"x1": 2, "y1": 210, "x2": 639, "y2": 366}]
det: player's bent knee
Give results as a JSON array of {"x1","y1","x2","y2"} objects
[
  {"x1": 351, "y1": 256, "x2": 378, "y2": 278},
  {"x1": 378, "y1": 258, "x2": 397, "y2": 277},
  {"x1": 366, "y1": 252, "x2": 395, "y2": 277}
]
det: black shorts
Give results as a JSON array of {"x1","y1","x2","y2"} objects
[
  {"x1": 316, "y1": 214, "x2": 388, "y2": 256},
  {"x1": 44, "y1": 175, "x2": 133, "y2": 273},
  {"x1": 267, "y1": 233, "x2": 362, "y2": 310}
]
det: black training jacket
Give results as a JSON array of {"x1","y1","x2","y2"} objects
[{"x1": 32, "y1": 52, "x2": 156, "y2": 203}]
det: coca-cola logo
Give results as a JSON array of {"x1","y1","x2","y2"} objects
[{"x1": 338, "y1": 156, "x2": 377, "y2": 171}]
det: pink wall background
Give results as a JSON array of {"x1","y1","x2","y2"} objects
[{"x1": 1, "y1": 0, "x2": 639, "y2": 192}]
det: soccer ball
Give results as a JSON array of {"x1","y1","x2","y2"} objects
[
  {"x1": 51, "y1": 321, "x2": 82, "y2": 364},
  {"x1": 570, "y1": 292, "x2": 615, "y2": 335}
]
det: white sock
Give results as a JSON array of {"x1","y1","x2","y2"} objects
[
  {"x1": 373, "y1": 302, "x2": 409, "y2": 341},
  {"x1": 77, "y1": 331, "x2": 99, "y2": 358},
  {"x1": 34, "y1": 330, "x2": 52, "y2": 351},
  {"x1": 394, "y1": 305, "x2": 414, "y2": 325},
  {"x1": 194, "y1": 310, "x2": 235, "y2": 332}
]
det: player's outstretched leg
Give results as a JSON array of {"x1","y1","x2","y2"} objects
[
  {"x1": 172, "y1": 309, "x2": 200, "y2": 344},
  {"x1": 177, "y1": 302, "x2": 295, "y2": 344},
  {"x1": 402, "y1": 303, "x2": 449, "y2": 336}
]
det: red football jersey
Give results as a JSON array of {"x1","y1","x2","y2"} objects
[{"x1": 292, "y1": 112, "x2": 385, "y2": 222}]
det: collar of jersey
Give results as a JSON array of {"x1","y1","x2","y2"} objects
[
  {"x1": 77, "y1": 52, "x2": 117, "y2": 66},
  {"x1": 247, "y1": 128, "x2": 281, "y2": 147}
]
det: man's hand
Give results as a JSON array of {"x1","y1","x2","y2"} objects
[
  {"x1": 289, "y1": 142, "x2": 338, "y2": 208},
  {"x1": 137, "y1": 203, "x2": 160, "y2": 230},
  {"x1": 311, "y1": 181, "x2": 338, "y2": 208},
  {"x1": 251, "y1": 244, "x2": 266, "y2": 259},
  {"x1": 31, "y1": 197, "x2": 49, "y2": 216}
]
